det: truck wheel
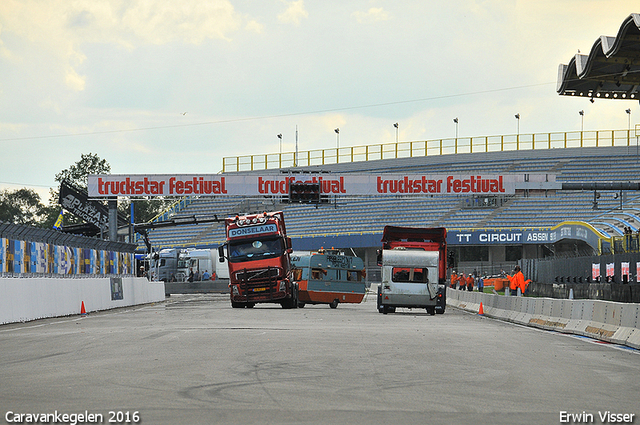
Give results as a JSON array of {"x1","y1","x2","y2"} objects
[
  {"x1": 281, "y1": 299, "x2": 295, "y2": 309},
  {"x1": 281, "y1": 283, "x2": 299, "y2": 309},
  {"x1": 329, "y1": 299, "x2": 339, "y2": 309},
  {"x1": 426, "y1": 306, "x2": 436, "y2": 315},
  {"x1": 246, "y1": 303, "x2": 255, "y2": 308},
  {"x1": 231, "y1": 302, "x2": 245, "y2": 308},
  {"x1": 298, "y1": 302, "x2": 306, "y2": 308}
]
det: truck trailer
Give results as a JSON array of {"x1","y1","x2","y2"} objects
[
  {"x1": 150, "y1": 248, "x2": 227, "y2": 282},
  {"x1": 218, "y1": 211, "x2": 298, "y2": 308},
  {"x1": 377, "y1": 226, "x2": 447, "y2": 315}
]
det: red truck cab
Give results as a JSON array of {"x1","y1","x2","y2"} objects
[{"x1": 219, "y1": 211, "x2": 298, "y2": 308}]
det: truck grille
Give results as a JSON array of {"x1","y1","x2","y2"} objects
[
  {"x1": 233, "y1": 267, "x2": 286, "y2": 302},
  {"x1": 235, "y1": 267, "x2": 281, "y2": 283}
]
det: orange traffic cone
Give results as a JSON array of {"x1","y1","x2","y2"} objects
[
  {"x1": 81, "y1": 301, "x2": 87, "y2": 315},
  {"x1": 478, "y1": 302, "x2": 484, "y2": 315}
]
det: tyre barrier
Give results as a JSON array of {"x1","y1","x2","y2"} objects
[{"x1": 447, "y1": 289, "x2": 640, "y2": 350}]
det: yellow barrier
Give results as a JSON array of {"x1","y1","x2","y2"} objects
[{"x1": 223, "y1": 128, "x2": 638, "y2": 172}]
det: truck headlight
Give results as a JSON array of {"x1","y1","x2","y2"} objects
[
  {"x1": 232, "y1": 285, "x2": 239, "y2": 295},
  {"x1": 279, "y1": 281, "x2": 286, "y2": 291}
]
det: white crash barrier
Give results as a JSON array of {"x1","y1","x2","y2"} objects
[
  {"x1": 0, "y1": 277, "x2": 165, "y2": 324},
  {"x1": 447, "y1": 289, "x2": 640, "y2": 350}
]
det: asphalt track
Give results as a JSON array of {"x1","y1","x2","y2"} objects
[{"x1": 1, "y1": 293, "x2": 639, "y2": 425}]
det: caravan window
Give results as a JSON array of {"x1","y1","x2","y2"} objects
[
  {"x1": 311, "y1": 268, "x2": 327, "y2": 280},
  {"x1": 347, "y1": 270, "x2": 362, "y2": 281},
  {"x1": 392, "y1": 267, "x2": 429, "y2": 283}
]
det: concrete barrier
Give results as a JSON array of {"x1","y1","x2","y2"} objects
[
  {"x1": 447, "y1": 288, "x2": 640, "y2": 350},
  {"x1": 164, "y1": 279, "x2": 229, "y2": 295},
  {"x1": 0, "y1": 276, "x2": 166, "y2": 324}
]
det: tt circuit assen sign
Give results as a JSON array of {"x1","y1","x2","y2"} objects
[
  {"x1": 447, "y1": 223, "x2": 602, "y2": 249},
  {"x1": 87, "y1": 173, "x2": 553, "y2": 198}
]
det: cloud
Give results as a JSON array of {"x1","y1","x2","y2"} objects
[
  {"x1": 0, "y1": 0, "x2": 243, "y2": 92},
  {"x1": 245, "y1": 20, "x2": 264, "y2": 34},
  {"x1": 119, "y1": 0, "x2": 241, "y2": 44},
  {"x1": 352, "y1": 7, "x2": 389, "y2": 24},
  {"x1": 277, "y1": 0, "x2": 308, "y2": 26}
]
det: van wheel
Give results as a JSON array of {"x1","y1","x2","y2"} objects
[
  {"x1": 426, "y1": 307, "x2": 436, "y2": 315},
  {"x1": 330, "y1": 299, "x2": 339, "y2": 309}
]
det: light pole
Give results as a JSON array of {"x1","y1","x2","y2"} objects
[
  {"x1": 393, "y1": 122, "x2": 399, "y2": 143},
  {"x1": 453, "y1": 118, "x2": 459, "y2": 139},
  {"x1": 515, "y1": 113, "x2": 520, "y2": 149},
  {"x1": 579, "y1": 110, "x2": 584, "y2": 132},
  {"x1": 626, "y1": 108, "x2": 631, "y2": 150},
  {"x1": 335, "y1": 128, "x2": 339, "y2": 150},
  {"x1": 277, "y1": 134, "x2": 283, "y2": 168}
]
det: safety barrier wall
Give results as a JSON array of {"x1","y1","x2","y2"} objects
[
  {"x1": 447, "y1": 289, "x2": 640, "y2": 349},
  {"x1": 0, "y1": 277, "x2": 166, "y2": 325}
]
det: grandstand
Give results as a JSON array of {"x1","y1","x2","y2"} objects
[{"x1": 140, "y1": 140, "x2": 640, "y2": 276}]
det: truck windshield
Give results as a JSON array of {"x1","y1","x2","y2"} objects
[{"x1": 228, "y1": 237, "x2": 283, "y2": 262}]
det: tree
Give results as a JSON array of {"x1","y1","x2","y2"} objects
[
  {"x1": 50, "y1": 153, "x2": 170, "y2": 228},
  {"x1": 1, "y1": 153, "x2": 172, "y2": 231},
  {"x1": 54, "y1": 153, "x2": 110, "y2": 191},
  {"x1": 42, "y1": 153, "x2": 112, "y2": 227},
  {"x1": 0, "y1": 188, "x2": 45, "y2": 225}
]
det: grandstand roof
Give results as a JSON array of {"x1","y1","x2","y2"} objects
[{"x1": 557, "y1": 13, "x2": 640, "y2": 100}]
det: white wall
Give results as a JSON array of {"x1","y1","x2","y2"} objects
[{"x1": 0, "y1": 277, "x2": 165, "y2": 324}]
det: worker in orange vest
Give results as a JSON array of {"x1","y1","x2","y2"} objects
[
  {"x1": 466, "y1": 274, "x2": 474, "y2": 291},
  {"x1": 450, "y1": 271, "x2": 458, "y2": 289},
  {"x1": 507, "y1": 265, "x2": 525, "y2": 296}
]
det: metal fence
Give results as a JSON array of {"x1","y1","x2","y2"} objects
[
  {"x1": 523, "y1": 252, "x2": 640, "y2": 285},
  {"x1": 223, "y1": 128, "x2": 640, "y2": 172},
  {"x1": 0, "y1": 222, "x2": 136, "y2": 253}
]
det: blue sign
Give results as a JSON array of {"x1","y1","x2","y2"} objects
[{"x1": 447, "y1": 222, "x2": 601, "y2": 251}]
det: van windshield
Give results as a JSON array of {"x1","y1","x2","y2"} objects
[{"x1": 228, "y1": 237, "x2": 283, "y2": 262}]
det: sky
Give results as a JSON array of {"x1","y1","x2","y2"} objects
[{"x1": 0, "y1": 0, "x2": 639, "y2": 203}]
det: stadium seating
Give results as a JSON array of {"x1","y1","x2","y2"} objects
[{"x1": 141, "y1": 145, "x2": 640, "y2": 250}]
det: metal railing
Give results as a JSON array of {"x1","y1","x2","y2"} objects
[{"x1": 222, "y1": 128, "x2": 640, "y2": 172}]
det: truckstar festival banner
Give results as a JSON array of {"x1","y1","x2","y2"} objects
[{"x1": 87, "y1": 173, "x2": 552, "y2": 198}]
